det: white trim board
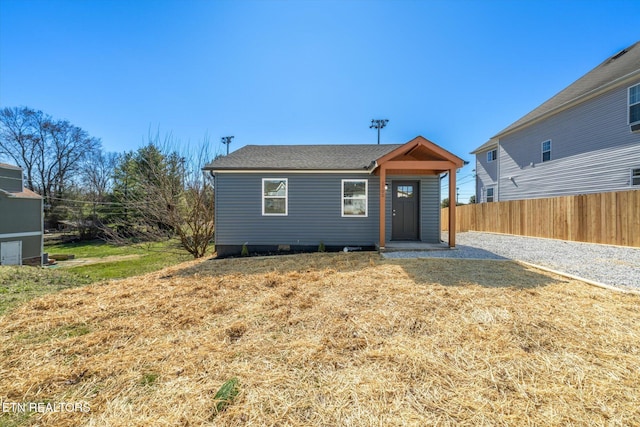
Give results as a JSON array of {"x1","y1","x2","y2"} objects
[{"x1": 0, "y1": 231, "x2": 43, "y2": 239}]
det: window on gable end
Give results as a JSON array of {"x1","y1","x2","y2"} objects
[
  {"x1": 487, "y1": 149, "x2": 497, "y2": 163},
  {"x1": 629, "y1": 83, "x2": 640, "y2": 131},
  {"x1": 542, "y1": 140, "x2": 551, "y2": 162}
]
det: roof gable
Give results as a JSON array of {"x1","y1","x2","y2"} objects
[
  {"x1": 494, "y1": 41, "x2": 640, "y2": 139},
  {"x1": 376, "y1": 136, "x2": 465, "y2": 168}
]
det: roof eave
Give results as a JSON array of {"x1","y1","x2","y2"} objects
[
  {"x1": 493, "y1": 68, "x2": 640, "y2": 140},
  {"x1": 470, "y1": 139, "x2": 498, "y2": 155},
  {"x1": 206, "y1": 168, "x2": 373, "y2": 174}
]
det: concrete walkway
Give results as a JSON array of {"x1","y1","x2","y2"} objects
[{"x1": 382, "y1": 232, "x2": 640, "y2": 292}]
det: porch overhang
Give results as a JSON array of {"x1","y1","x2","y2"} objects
[{"x1": 372, "y1": 136, "x2": 465, "y2": 249}]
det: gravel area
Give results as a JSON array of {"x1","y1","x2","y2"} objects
[{"x1": 382, "y1": 232, "x2": 640, "y2": 291}]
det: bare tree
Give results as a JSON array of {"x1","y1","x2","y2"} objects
[
  {"x1": 0, "y1": 107, "x2": 40, "y2": 189},
  {"x1": 41, "y1": 119, "x2": 101, "y2": 204},
  {"x1": 105, "y1": 133, "x2": 217, "y2": 258},
  {"x1": 0, "y1": 107, "x2": 101, "y2": 213}
]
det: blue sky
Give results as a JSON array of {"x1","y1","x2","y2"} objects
[{"x1": 1, "y1": 0, "x2": 639, "y2": 202}]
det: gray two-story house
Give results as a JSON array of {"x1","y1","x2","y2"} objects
[
  {"x1": 472, "y1": 40, "x2": 640, "y2": 202},
  {"x1": 0, "y1": 163, "x2": 43, "y2": 265},
  {"x1": 204, "y1": 136, "x2": 464, "y2": 257}
]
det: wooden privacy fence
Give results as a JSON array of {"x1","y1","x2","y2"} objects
[{"x1": 441, "y1": 190, "x2": 640, "y2": 247}]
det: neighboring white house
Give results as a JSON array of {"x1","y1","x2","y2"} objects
[{"x1": 472, "y1": 41, "x2": 640, "y2": 203}]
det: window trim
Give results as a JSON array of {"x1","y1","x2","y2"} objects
[
  {"x1": 541, "y1": 140, "x2": 551, "y2": 163},
  {"x1": 486, "y1": 186, "x2": 495, "y2": 203},
  {"x1": 262, "y1": 178, "x2": 288, "y2": 216},
  {"x1": 487, "y1": 149, "x2": 497, "y2": 163},
  {"x1": 631, "y1": 167, "x2": 640, "y2": 187},
  {"x1": 341, "y1": 179, "x2": 368, "y2": 217},
  {"x1": 629, "y1": 83, "x2": 640, "y2": 126}
]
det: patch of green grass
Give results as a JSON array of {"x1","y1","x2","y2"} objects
[
  {"x1": 0, "y1": 267, "x2": 91, "y2": 316},
  {"x1": 69, "y1": 248, "x2": 192, "y2": 282},
  {"x1": 15, "y1": 323, "x2": 92, "y2": 344},
  {"x1": 45, "y1": 239, "x2": 170, "y2": 258},
  {"x1": 140, "y1": 372, "x2": 160, "y2": 387},
  {"x1": 0, "y1": 411, "x2": 34, "y2": 427},
  {"x1": 45, "y1": 240, "x2": 194, "y2": 281}
]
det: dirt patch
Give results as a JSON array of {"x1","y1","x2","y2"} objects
[
  {"x1": 1, "y1": 253, "x2": 639, "y2": 426},
  {"x1": 54, "y1": 254, "x2": 143, "y2": 268}
]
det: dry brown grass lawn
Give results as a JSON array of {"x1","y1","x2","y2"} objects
[{"x1": 1, "y1": 253, "x2": 639, "y2": 426}]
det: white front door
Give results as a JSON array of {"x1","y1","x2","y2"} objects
[{"x1": 1, "y1": 241, "x2": 22, "y2": 265}]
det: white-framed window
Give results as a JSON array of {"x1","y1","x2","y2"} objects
[
  {"x1": 629, "y1": 83, "x2": 640, "y2": 126},
  {"x1": 487, "y1": 149, "x2": 497, "y2": 163},
  {"x1": 632, "y1": 168, "x2": 640, "y2": 186},
  {"x1": 542, "y1": 140, "x2": 551, "y2": 162},
  {"x1": 342, "y1": 179, "x2": 367, "y2": 217},
  {"x1": 262, "y1": 178, "x2": 288, "y2": 215},
  {"x1": 486, "y1": 187, "x2": 495, "y2": 203}
]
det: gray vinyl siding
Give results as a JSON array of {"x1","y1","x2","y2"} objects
[
  {"x1": 0, "y1": 195, "x2": 42, "y2": 261},
  {"x1": 475, "y1": 148, "x2": 498, "y2": 202},
  {"x1": 0, "y1": 167, "x2": 23, "y2": 192},
  {"x1": 384, "y1": 175, "x2": 441, "y2": 244},
  {"x1": 494, "y1": 79, "x2": 640, "y2": 201},
  {"x1": 215, "y1": 173, "x2": 380, "y2": 246},
  {"x1": 0, "y1": 196, "x2": 42, "y2": 235}
]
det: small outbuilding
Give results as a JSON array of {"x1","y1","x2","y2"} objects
[
  {"x1": 0, "y1": 163, "x2": 44, "y2": 266},
  {"x1": 204, "y1": 136, "x2": 464, "y2": 257}
]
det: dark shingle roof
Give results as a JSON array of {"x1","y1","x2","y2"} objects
[
  {"x1": 204, "y1": 144, "x2": 403, "y2": 171},
  {"x1": 494, "y1": 41, "x2": 640, "y2": 140}
]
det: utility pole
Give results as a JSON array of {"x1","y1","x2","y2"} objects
[
  {"x1": 221, "y1": 136, "x2": 234, "y2": 155},
  {"x1": 369, "y1": 119, "x2": 389, "y2": 144}
]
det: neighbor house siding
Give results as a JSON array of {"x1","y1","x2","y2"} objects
[
  {"x1": 384, "y1": 175, "x2": 441, "y2": 244},
  {"x1": 497, "y1": 79, "x2": 640, "y2": 201},
  {"x1": 475, "y1": 146, "x2": 498, "y2": 202},
  {"x1": 0, "y1": 167, "x2": 23, "y2": 192},
  {"x1": 215, "y1": 173, "x2": 380, "y2": 247},
  {"x1": 0, "y1": 197, "x2": 41, "y2": 235},
  {"x1": 0, "y1": 195, "x2": 42, "y2": 262}
]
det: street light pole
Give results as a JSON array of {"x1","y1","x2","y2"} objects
[
  {"x1": 221, "y1": 136, "x2": 234, "y2": 155},
  {"x1": 369, "y1": 119, "x2": 389, "y2": 144}
]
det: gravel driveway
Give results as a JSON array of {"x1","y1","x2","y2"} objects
[{"x1": 382, "y1": 232, "x2": 640, "y2": 291}]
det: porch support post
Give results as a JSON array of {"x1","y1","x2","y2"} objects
[
  {"x1": 379, "y1": 167, "x2": 386, "y2": 249},
  {"x1": 448, "y1": 167, "x2": 456, "y2": 247}
]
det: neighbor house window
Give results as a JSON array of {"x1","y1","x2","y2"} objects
[
  {"x1": 262, "y1": 178, "x2": 287, "y2": 215},
  {"x1": 487, "y1": 149, "x2": 497, "y2": 162},
  {"x1": 630, "y1": 84, "x2": 640, "y2": 128},
  {"x1": 486, "y1": 187, "x2": 495, "y2": 203},
  {"x1": 342, "y1": 179, "x2": 367, "y2": 217},
  {"x1": 632, "y1": 168, "x2": 640, "y2": 186},
  {"x1": 542, "y1": 140, "x2": 551, "y2": 162}
]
